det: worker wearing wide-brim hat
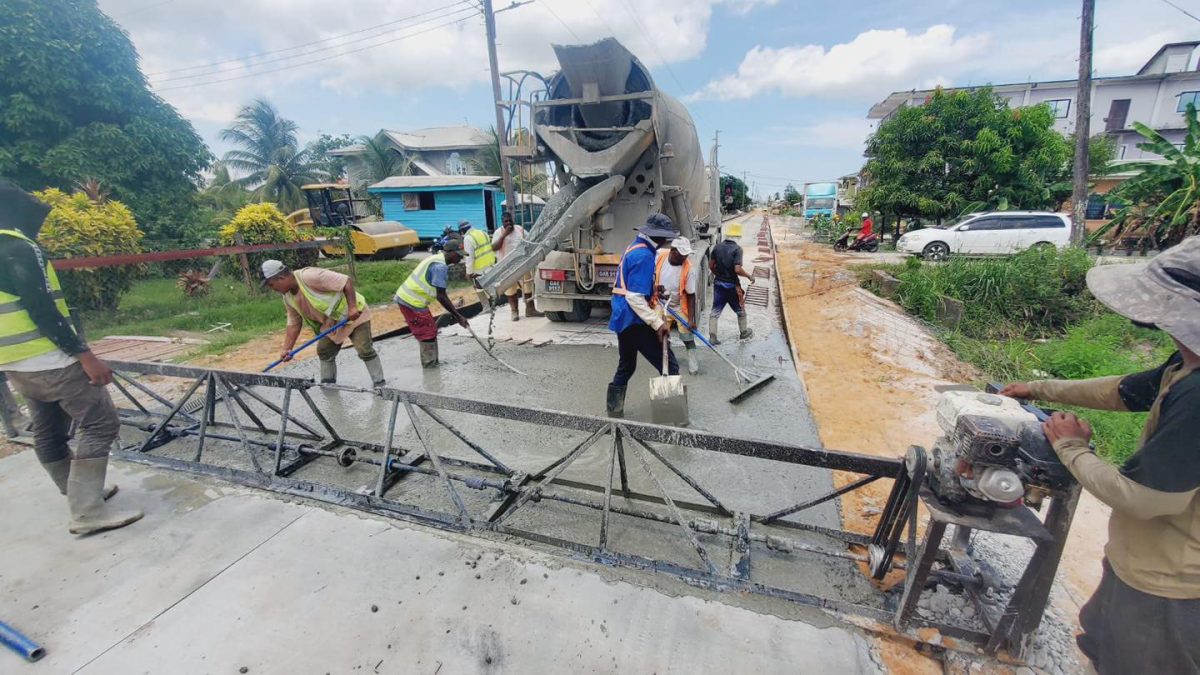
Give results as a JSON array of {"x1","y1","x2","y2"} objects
[
  {"x1": 605, "y1": 213, "x2": 681, "y2": 417},
  {"x1": 1000, "y1": 236, "x2": 1200, "y2": 673},
  {"x1": 261, "y1": 259, "x2": 385, "y2": 387}
]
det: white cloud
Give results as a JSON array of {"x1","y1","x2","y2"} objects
[
  {"x1": 688, "y1": 25, "x2": 990, "y2": 101},
  {"x1": 773, "y1": 118, "x2": 875, "y2": 150},
  {"x1": 718, "y1": 0, "x2": 780, "y2": 16}
]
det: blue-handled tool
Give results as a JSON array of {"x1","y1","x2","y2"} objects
[
  {"x1": 0, "y1": 620, "x2": 45, "y2": 662},
  {"x1": 263, "y1": 319, "x2": 349, "y2": 372},
  {"x1": 665, "y1": 306, "x2": 774, "y2": 403}
]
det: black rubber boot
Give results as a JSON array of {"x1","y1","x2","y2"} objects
[{"x1": 606, "y1": 384, "x2": 626, "y2": 418}]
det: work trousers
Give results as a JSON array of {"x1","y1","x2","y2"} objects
[
  {"x1": 316, "y1": 322, "x2": 378, "y2": 362},
  {"x1": 1077, "y1": 558, "x2": 1200, "y2": 674},
  {"x1": 7, "y1": 362, "x2": 120, "y2": 462},
  {"x1": 712, "y1": 282, "x2": 746, "y2": 317},
  {"x1": 611, "y1": 323, "x2": 678, "y2": 387}
]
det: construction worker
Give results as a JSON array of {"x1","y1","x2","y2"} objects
[
  {"x1": 394, "y1": 237, "x2": 471, "y2": 367},
  {"x1": 655, "y1": 237, "x2": 700, "y2": 375},
  {"x1": 493, "y1": 211, "x2": 542, "y2": 321},
  {"x1": 459, "y1": 219, "x2": 497, "y2": 280},
  {"x1": 606, "y1": 214, "x2": 680, "y2": 417},
  {"x1": 1000, "y1": 236, "x2": 1200, "y2": 674},
  {"x1": 261, "y1": 260, "x2": 385, "y2": 387},
  {"x1": 708, "y1": 230, "x2": 755, "y2": 344},
  {"x1": 0, "y1": 181, "x2": 141, "y2": 535}
]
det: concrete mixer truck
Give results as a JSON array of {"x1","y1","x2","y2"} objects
[{"x1": 477, "y1": 38, "x2": 721, "y2": 322}]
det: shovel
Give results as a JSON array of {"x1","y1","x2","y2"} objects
[
  {"x1": 665, "y1": 306, "x2": 775, "y2": 404},
  {"x1": 649, "y1": 305, "x2": 689, "y2": 425}
]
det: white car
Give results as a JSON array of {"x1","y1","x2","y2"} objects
[{"x1": 895, "y1": 211, "x2": 1072, "y2": 261}]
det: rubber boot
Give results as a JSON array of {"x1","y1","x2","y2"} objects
[
  {"x1": 43, "y1": 458, "x2": 117, "y2": 500},
  {"x1": 685, "y1": 345, "x2": 700, "y2": 376},
  {"x1": 507, "y1": 295, "x2": 520, "y2": 322},
  {"x1": 318, "y1": 359, "x2": 337, "y2": 384},
  {"x1": 364, "y1": 356, "x2": 386, "y2": 387},
  {"x1": 708, "y1": 316, "x2": 721, "y2": 345},
  {"x1": 738, "y1": 314, "x2": 755, "y2": 340},
  {"x1": 419, "y1": 341, "x2": 439, "y2": 368},
  {"x1": 524, "y1": 298, "x2": 544, "y2": 318},
  {"x1": 606, "y1": 384, "x2": 626, "y2": 418},
  {"x1": 67, "y1": 457, "x2": 143, "y2": 535}
]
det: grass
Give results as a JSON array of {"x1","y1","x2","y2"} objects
[
  {"x1": 81, "y1": 257, "x2": 440, "y2": 355},
  {"x1": 860, "y1": 250, "x2": 1174, "y2": 463}
]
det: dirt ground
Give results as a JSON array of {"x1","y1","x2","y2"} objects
[{"x1": 772, "y1": 226, "x2": 1111, "y2": 672}]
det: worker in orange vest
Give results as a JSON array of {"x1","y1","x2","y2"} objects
[{"x1": 655, "y1": 237, "x2": 700, "y2": 375}]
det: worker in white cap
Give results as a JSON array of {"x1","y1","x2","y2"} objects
[
  {"x1": 261, "y1": 259, "x2": 385, "y2": 386},
  {"x1": 654, "y1": 236, "x2": 701, "y2": 375}
]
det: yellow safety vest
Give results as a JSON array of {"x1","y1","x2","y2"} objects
[
  {"x1": 284, "y1": 270, "x2": 366, "y2": 334},
  {"x1": 395, "y1": 253, "x2": 445, "y2": 310},
  {"x1": 654, "y1": 250, "x2": 692, "y2": 319},
  {"x1": 0, "y1": 229, "x2": 73, "y2": 365},
  {"x1": 466, "y1": 228, "x2": 497, "y2": 272}
]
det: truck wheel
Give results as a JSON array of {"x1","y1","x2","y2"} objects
[
  {"x1": 545, "y1": 311, "x2": 566, "y2": 322},
  {"x1": 562, "y1": 300, "x2": 591, "y2": 322}
]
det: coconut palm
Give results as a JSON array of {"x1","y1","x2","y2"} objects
[
  {"x1": 356, "y1": 133, "x2": 413, "y2": 185},
  {"x1": 219, "y1": 99, "x2": 322, "y2": 212},
  {"x1": 1097, "y1": 103, "x2": 1200, "y2": 247}
]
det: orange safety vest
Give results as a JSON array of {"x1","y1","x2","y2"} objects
[
  {"x1": 612, "y1": 241, "x2": 653, "y2": 301},
  {"x1": 654, "y1": 250, "x2": 691, "y2": 319}
]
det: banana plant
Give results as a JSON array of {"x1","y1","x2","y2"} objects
[{"x1": 1095, "y1": 103, "x2": 1200, "y2": 247}]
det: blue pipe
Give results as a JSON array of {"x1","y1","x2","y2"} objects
[{"x1": 0, "y1": 620, "x2": 45, "y2": 662}]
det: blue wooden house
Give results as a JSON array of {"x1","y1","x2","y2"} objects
[{"x1": 368, "y1": 175, "x2": 504, "y2": 242}]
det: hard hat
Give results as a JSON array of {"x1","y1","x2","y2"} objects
[
  {"x1": 862, "y1": 213, "x2": 869, "y2": 218},
  {"x1": 670, "y1": 237, "x2": 694, "y2": 256},
  {"x1": 725, "y1": 221, "x2": 743, "y2": 238}
]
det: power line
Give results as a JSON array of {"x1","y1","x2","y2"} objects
[
  {"x1": 156, "y1": 9, "x2": 480, "y2": 91},
  {"x1": 1158, "y1": 0, "x2": 1200, "y2": 22},
  {"x1": 614, "y1": 0, "x2": 688, "y2": 93},
  {"x1": 146, "y1": 1, "x2": 470, "y2": 77},
  {"x1": 539, "y1": 0, "x2": 582, "y2": 41}
]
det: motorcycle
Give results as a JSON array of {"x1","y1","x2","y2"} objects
[{"x1": 833, "y1": 228, "x2": 880, "y2": 253}]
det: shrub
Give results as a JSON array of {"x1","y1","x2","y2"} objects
[
  {"x1": 34, "y1": 188, "x2": 144, "y2": 312},
  {"x1": 219, "y1": 203, "x2": 316, "y2": 274}
]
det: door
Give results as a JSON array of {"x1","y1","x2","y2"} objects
[
  {"x1": 1019, "y1": 215, "x2": 1069, "y2": 249},
  {"x1": 483, "y1": 190, "x2": 497, "y2": 233},
  {"x1": 953, "y1": 216, "x2": 1006, "y2": 254},
  {"x1": 1106, "y1": 99, "x2": 1131, "y2": 132}
]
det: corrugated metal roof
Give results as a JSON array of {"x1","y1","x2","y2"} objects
[
  {"x1": 383, "y1": 126, "x2": 493, "y2": 151},
  {"x1": 368, "y1": 175, "x2": 502, "y2": 190}
]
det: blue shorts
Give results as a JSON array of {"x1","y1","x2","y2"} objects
[{"x1": 712, "y1": 281, "x2": 744, "y2": 316}]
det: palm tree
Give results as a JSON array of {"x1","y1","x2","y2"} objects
[
  {"x1": 219, "y1": 99, "x2": 322, "y2": 212},
  {"x1": 1097, "y1": 103, "x2": 1200, "y2": 247},
  {"x1": 468, "y1": 127, "x2": 548, "y2": 198},
  {"x1": 356, "y1": 133, "x2": 413, "y2": 185}
]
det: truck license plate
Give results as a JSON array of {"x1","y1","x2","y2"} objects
[
  {"x1": 545, "y1": 280, "x2": 563, "y2": 293},
  {"x1": 595, "y1": 265, "x2": 618, "y2": 284}
]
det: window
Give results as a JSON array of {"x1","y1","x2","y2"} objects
[
  {"x1": 963, "y1": 217, "x2": 1003, "y2": 231},
  {"x1": 1031, "y1": 215, "x2": 1067, "y2": 229},
  {"x1": 1046, "y1": 99, "x2": 1072, "y2": 119},
  {"x1": 1177, "y1": 91, "x2": 1200, "y2": 112},
  {"x1": 402, "y1": 192, "x2": 436, "y2": 211}
]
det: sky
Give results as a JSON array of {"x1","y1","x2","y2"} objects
[{"x1": 98, "y1": 0, "x2": 1199, "y2": 199}]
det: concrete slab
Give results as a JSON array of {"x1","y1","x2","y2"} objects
[{"x1": 0, "y1": 451, "x2": 881, "y2": 673}]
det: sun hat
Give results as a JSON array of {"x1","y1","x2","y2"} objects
[{"x1": 639, "y1": 213, "x2": 678, "y2": 239}]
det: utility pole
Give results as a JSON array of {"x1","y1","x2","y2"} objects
[
  {"x1": 483, "y1": 0, "x2": 517, "y2": 218},
  {"x1": 1070, "y1": 0, "x2": 1094, "y2": 246}
]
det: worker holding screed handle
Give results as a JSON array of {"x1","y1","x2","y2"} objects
[
  {"x1": 999, "y1": 236, "x2": 1200, "y2": 675},
  {"x1": 708, "y1": 225, "x2": 754, "y2": 344},
  {"x1": 261, "y1": 259, "x2": 386, "y2": 387},
  {"x1": 606, "y1": 214, "x2": 680, "y2": 417},
  {"x1": 394, "y1": 237, "x2": 471, "y2": 369},
  {"x1": 655, "y1": 237, "x2": 701, "y2": 375}
]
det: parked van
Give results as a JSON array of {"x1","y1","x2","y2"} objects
[{"x1": 895, "y1": 211, "x2": 1072, "y2": 261}]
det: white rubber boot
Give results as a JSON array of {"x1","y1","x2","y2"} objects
[
  {"x1": 364, "y1": 357, "x2": 386, "y2": 387},
  {"x1": 318, "y1": 360, "x2": 337, "y2": 384},
  {"x1": 738, "y1": 314, "x2": 755, "y2": 340},
  {"x1": 686, "y1": 347, "x2": 700, "y2": 376},
  {"x1": 419, "y1": 341, "x2": 439, "y2": 368},
  {"x1": 67, "y1": 457, "x2": 143, "y2": 535},
  {"x1": 708, "y1": 316, "x2": 721, "y2": 345},
  {"x1": 43, "y1": 458, "x2": 117, "y2": 500}
]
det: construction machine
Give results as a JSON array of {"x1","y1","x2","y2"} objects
[
  {"x1": 477, "y1": 38, "x2": 721, "y2": 322},
  {"x1": 286, "y1": 183, "x2": 419, "y2": 260}
]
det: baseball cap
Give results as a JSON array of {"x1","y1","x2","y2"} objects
[
  {"x1": 670, "y1": 237, "x2": 694, "y2": 256},
  {"x1": 638, "y1": 213, "x2": 678, "y2": 239},
  {"x1": 1086, "y1": 235, "x2": 1200, "y2": 353},
  {"x1": 458, "y1": 219, "x2": 472, "y2": 231},
  {"x1": 260, "y1": 259, "x2": 288, "y2": 286},
  {"x1": 441, "y1": 237, "x2": 464, "y2": 254}
]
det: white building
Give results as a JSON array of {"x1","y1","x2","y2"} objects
[
  {"x1": 332, "y1": 125, "x2": 495, "y2": 184},
  {"x1": 868, "y1": 41, "x2": 1200, "y2": 161}
]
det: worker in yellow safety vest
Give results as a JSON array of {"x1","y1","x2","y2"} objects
[
  {"x1": 394, "y1": 237, "x2": 471, "y2": 367},
  {"x1": 458, "y1": 219, "x2": 497, "y2": 279},
  {"x1": 261, "y1": 259, "x2": 386, "y2": 386},
  {"x1": 655, "y1": 237, "x2": 701, "y2": 375},
  {"x1": 0, "y1": 180, "x2": 142, "y2": 535}
]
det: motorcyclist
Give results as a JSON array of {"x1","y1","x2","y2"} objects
[{"x1": 854, "y1": 212, "x2": 874, "y2": 245}]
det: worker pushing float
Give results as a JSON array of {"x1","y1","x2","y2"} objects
[
  {"x1": 606, "y1": 214, "x2": 680, "y2": 417},
  {"x1": 394, "y1": 237, "x2": 471, "y2": 368},
  {"x1": 261, "y1": 259, "x2": 386, "y2": 387}
]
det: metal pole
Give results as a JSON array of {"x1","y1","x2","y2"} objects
[
  {"x1": 1070, "y1": 0, "x2": 1094, "y2": 245},
  {"x1": 483, "y1": 0, "x2": 517, "y2": 214}
]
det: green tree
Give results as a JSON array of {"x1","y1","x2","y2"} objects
[
  {"x1": 196, "y1": 162, "x2": 254, "y2": 234},
  {"x1": 307, "y1": 133, "x2": 355, "y2": 181},
  {"x1": 783, "y1": 184, "x2": 801, "y2": 204},
  {"x1": 0, "y1": 0, "x2": 211, "y2": 241},
  {"x1": 1095, "y1": 103, "x2": 1200, "y2": 247},
  {"x1": 719, "y1": 174, "x2": 750, "y2": 212},
  {"x1": 858, "y1": 87, "x2": 1073, "y2": 223},
  {"x1": 220, "y1": 99, "x2": 321, "y2": 212},
  {"x1": 468, "y1": 127, "x2": 548, "y2": 198}
]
